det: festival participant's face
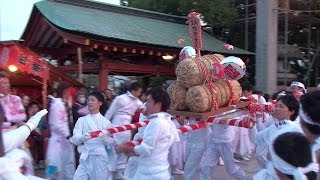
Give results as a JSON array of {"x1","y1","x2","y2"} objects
[
  {"x1": 242, "y1": 90, "x2": 252, "y2": 97},
  {"x1": 273, "y1": 100, "x2": 293, "y2": 120},
  {"x1": 0, "y1": 78, "x2": 10, "y2": 95},
  {"x1": 290, "y1": 85, "x2": 300, "y2": 93},
  {"x1": 146, "y1": 95, "x2": 160, "y2": 115},
  {"x1": 131, "y1": 88, "x2": 142, "y2": 98},
  {"x1": 87, "y1": 95, "x2": 102, "y2": 113}
]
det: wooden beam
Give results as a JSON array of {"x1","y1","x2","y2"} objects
[
  {"x1": 101, "y1": 62, "x2": 175, "y2": 75},
  {"x1": 24, "y1": 11, "x2": 42, "y2": 47},
  {"x1": 58, "y1": 63, "x2": 99, "y2": 73},
  {"x1": 47, "y1": 32, "x2": 60, "y2": 48},
  {"x1": 31, "y1": 24, "x2": 48, "y2": 47},
  {"x1": 38, "y1": 28, "x2": 55, "y2": 47}
]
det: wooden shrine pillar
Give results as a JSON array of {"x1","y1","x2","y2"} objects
[
  {"x1": 98, "y1": 68, "x2": 109, "y2": 91},
  {"x1": 77, "y1": 47, "x2": 83, "y2": 83}
]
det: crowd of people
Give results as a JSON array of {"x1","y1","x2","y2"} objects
[{"x1": 1, "y1": 67, "x2": 320, "y2": 180}]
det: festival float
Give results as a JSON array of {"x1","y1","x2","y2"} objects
[{"x1": 88, "y1": 12, "x2": 274, "y2": 143}]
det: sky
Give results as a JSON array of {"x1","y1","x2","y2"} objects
[{"x1": 0, "y1": 0, "x2": 120, "y2": 41}]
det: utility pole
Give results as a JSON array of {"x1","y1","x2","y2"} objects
[
  {"x1": 245, "y1": 0, "x2": 249, "y2": 50},
  {"x1": 307, "y1": 0, "x2": 312, "y2": 87},
  {"x1": 284, "y1": 1, "x2": 289, "y2": 86},
  {"x1": 255, "y1": 0, "x2": 278, "y2": 94}
]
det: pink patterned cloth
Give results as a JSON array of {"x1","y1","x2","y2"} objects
[{"x1": 0, "y1": 94, "x2": 26, "y2": 123}]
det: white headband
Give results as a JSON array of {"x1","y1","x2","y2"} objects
[
  {"x1": 299, "y1": 107, "x2": 320, "y2": 126},
  {"x1": 270, "y1": 145, "x2": 319, "y2": 180}
]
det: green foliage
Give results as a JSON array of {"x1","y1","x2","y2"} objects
[{"x1": 121, "y1": 0, "x2": 237, "y2": 28}]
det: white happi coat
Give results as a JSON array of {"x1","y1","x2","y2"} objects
[
  {"x1": 250, "y1": 119, "x2": 303, "y2": 169},
  {"x1": 46, "y1": 96, "x2": 75, "y2": 179},
  {"x1": 0, "y1": 94, "x2": 26, "y2": 130},
  {"x1": 71, "y1": 113, "x2": 114, "y2": 180},
  {"x1": 253, "y1": 162, "x2": 278, "y2": 180},
  {"x1": 251, "y1": 119, "x2": 303, "y2": 149},
  {"x1": 133, "y1": 112, "x2": 179, "y2": 180},
  {"x1": 105, "y1": 91, "x2": 143, "y2": 170},
  {"x1": 0, "y1": 124, "x2": 45, "y2": 179}
]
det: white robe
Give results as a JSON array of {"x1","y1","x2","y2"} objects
[
  {"x1": 168, "y1": 119, "x2": 185, "y2": 170},
  {"x1": 250, "y1": 119, "x2": 303, "y2": 169},
  {"x1": 133, "y1": 112, "x2": 179, "y2": 180},
  {"x1": 46, "y1": 97, "x2": 75, "y2": 179},
  {"x1": 200, "y1": 124, "x2": 246, "y2": 180},
  {"x1": 105, "y1": 91, "x2": 143, "y2": 170},
  {"x1": 124, "y1": 113, "x2": 147, "y2": 179},
  {"x1": 253, "y1": 162, "x2": 278, "y2": 180},
  {"x1": 0, "y1": 123, "x2": 44, "y2": 179},
  {"x1": 233, "y1": 94, "x2": 267, "y2": 158},
  {"x1": 71, "y1": 113, "x2": 114, "y2": 180},
  {"x1": 184, "y1": 119, "x2": 211, "y2": 180}
]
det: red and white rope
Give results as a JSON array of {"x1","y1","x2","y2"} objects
[
  {"x1": 89, "y1": 120, "x2": 150, "y2": 138},
  {"x1": 124, "y1": 116, "x2": 254, "y2": 147}
]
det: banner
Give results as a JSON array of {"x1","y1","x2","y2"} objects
[{"x1": 0, "y1": 43, "x2": 48, "y2": 79}]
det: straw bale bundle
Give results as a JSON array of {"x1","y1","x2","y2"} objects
[
  {"x1": 176, "y1": 54, "x2": 225, "y2": 88},
  {"x1": 186, "y1": 80, "x2": 242, "y2": 112},
  {"x1": 167, "y1": 81, "x2": 188, "y2": 110}
]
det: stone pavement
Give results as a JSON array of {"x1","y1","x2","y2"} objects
[
  {"x1": 36, "y1": 156, "x2": 261, "y2": 179},
  {"x1": 172, "y1": 156, "x2": 260, "y2": 180}
]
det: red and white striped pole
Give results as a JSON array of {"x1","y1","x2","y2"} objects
[{"x1": 124, "y1": 116, "x2": 254, "y2": 146}]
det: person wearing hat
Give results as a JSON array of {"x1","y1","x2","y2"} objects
[{"x1": 290, "y1": 81, "x2": 306, "y2": 99}]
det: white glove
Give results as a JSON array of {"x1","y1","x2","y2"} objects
[
  {"x1": 25, "y1": 109, "x2": 48, "y2": 131},
  {"x1": 100, "y1": 131, "x2": 115, "y2": 146},
  {"x1": 80, "y1": 132, "x2": 91, "y2": 143},
  {"x1": 0, "y1": 156, "x2": 22, "y2": 174}
]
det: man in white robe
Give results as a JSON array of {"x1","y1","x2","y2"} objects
[
  {"x1": 116, "y1": 87, "x2": 179, "y2": 180},
  {"x1": 46, "y1": 83, "x2": 75, "y2": 180},
  {"x1": 104, "y1": 82, "x2": 143, "y2": 179},
  {"x1": 70, "y1": 91, "x2": 115, "y2": 180},
  {"x1": 184, "y1": 120, "x2": 211, "y2": 180}
]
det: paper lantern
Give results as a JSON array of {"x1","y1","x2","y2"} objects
[
  {"x1": 179, "y1": 46, "x2": 196, "y2": 61},
  {"x1": 221, "y1": 56, "x2": 246, "y2": 80}
]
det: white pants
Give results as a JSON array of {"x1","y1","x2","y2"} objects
[
  {"x1": 184, "y1": 127, "x2": 211, "y2": 180},
  {"x1": 110, "y1": 117, "x2": 132, "y2": 172},
  {"x1": 124, "y1": 156, "x2": 139, "y2": 180},
  {"x1": 200, "y1": 142, "x2": 246, "y2": 180},
  {"x1": 133, "y1": 169, "x2": 170, "y2": 180},
  {"x1": 110, "y1": 131, "x2": 131, "y2": 171},
  {"x1": 73, "y1": 155, "x2": 110, "y2": 180},
  {"x1": 46, "y1": 136, "x2": 75, "y2": 180},
  {"x1": 168, "y1": 139, "x2": 185, "y2": 169},
  {"x1": 256, "y1": 144, "x2": 269, "y2": 168}
]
